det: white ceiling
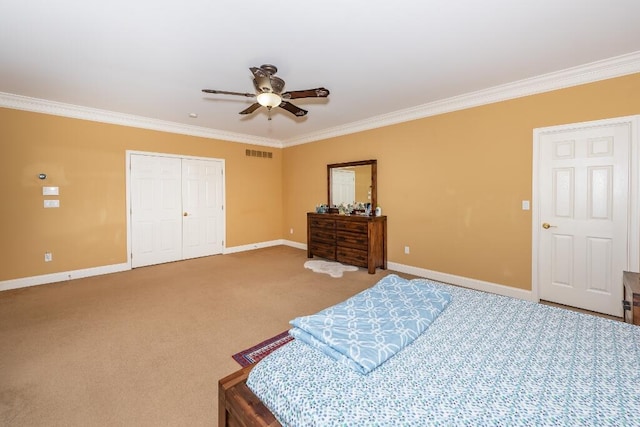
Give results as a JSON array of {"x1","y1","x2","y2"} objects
[{"x1": 2, "y1": 1, "x2": 640, "y2": 146}]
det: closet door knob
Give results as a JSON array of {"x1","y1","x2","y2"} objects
[{"x1": 183, "y1": 212, "x2": 188, "y2": 217}]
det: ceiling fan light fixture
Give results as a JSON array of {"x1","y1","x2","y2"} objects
[{"x1": 256, "y1": 92, "x2": 282, "y2": 108}]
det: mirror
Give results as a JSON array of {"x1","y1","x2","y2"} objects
[{"x1": 327, "y1": 159, "x2": 377, "y2": 214}]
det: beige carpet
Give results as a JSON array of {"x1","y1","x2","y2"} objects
[{"x1": 0, "y1": 246, "x2": 393, "y2": 426}]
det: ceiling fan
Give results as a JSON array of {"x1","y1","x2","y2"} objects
[{"x1": 202, "y1": 64, "x2": 329, "y2": 120}]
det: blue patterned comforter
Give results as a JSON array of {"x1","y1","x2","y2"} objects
[
  {"x1": 247, "y1": 276, "x2": 640, "y2": 426},
  {"x1": 289, "y1": 274, "x2": 452, "y2": 374}
]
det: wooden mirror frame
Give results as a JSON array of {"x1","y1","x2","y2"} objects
[{"x1": 327, "y1": 159, "x2": 377, "y2": 215}]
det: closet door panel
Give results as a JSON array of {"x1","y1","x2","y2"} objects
[
  {"x1": 130, "y1": 155, "x2": 182, "y2": 267},
  {"x1": 182, "y1": 159, "x2": 224, "y2": 260}
]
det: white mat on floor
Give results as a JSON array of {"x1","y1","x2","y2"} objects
[{"x1": 304, "y1": 260, "x2": 359, "y2": 278}]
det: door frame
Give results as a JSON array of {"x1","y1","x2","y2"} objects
[
  {"x1": 125, "y1": 150, "x2": 226, "y2": 269},
  {"x1": 531, "y1": 115, "x2": 640, "y2": 304}
]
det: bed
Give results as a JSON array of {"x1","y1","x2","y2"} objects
[{"x1": 219, "y1": 274, "x2": 640, "y2": 426}]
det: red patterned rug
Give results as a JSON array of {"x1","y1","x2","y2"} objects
[{"x1": 232, "y1": 331, "x2": 294, "y2": 367}]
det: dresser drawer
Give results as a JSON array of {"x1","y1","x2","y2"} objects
[
  {"x1": 336, "y1": 219, "x2": 368, "y2": 234},
  {"x1": 337, "y1": 247, "x2": 368, "y2": 268},
  {"x1": 311, "y1": 228, "x2": 335, "y2": 244},
  {"x1": 310, "y1": 242, "x2": 336, "y2": 260},
  {"x1": 336, "y1": 230, "x2": 368, "y2": 250},
  {"x1": 309, "y1": 217, "x2": 335, "y2": 230}
]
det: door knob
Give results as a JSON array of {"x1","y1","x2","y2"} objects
[
  {"x1": 183, "y1": 212, "x2": 188, "y2": 217},
  {"x1": 542, "y1": 222, "x2": 556, "y2": 229}
]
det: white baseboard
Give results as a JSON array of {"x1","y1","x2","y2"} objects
[
  {"x1": 278, "y1": 241, "x2": 534, "y2": 302},
  {"x1": 224, "y1": 239, "x2": 307, "y2": 253},
  {"x1": 223, "y1": 239, "x2": 286, "y2": 254},
  {"x1": 1, "y1": 239, "x2": 292, "y2": 292},
  {"x1": 0, "y1": 263, "x2": 130, "y2": 292},
  {"x1": 281, "y1": 240, "x2": 307, "y2": 250},
  {"x1": 0, "y1": 242, "x2": 534, "y2": 304},
  {"x1": 388, "y1": 261, "x2": 535, "y2": 302}
]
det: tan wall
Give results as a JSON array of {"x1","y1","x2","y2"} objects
[
  {"x1": 3, "y1": 73, "x2": 639, "y2": 286},
  {"x1": 283, "y1": 73, "x2": 640, "y2": 290},
  {"x1": 0, "y1": 109, "x2": 283, "y2": 281}
]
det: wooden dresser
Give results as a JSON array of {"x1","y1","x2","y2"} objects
[
  {"x1": 623, "y1": 271, "x2": 640, "y2": 326},
  {"x1": 307, "y1": 212, "x2": 387, "y2": 274}
]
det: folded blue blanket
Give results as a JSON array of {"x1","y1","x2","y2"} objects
[{"x1": 290, "y1": 274, "x2": 452, "y2": 374}]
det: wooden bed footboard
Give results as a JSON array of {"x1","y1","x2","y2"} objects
[{"x1": 219, "y1": 364, "x2": 281, "y2": 427}]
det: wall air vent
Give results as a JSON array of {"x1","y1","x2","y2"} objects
[{"x1": 245, "y1": 149, "x2": 273, "y2": 159}]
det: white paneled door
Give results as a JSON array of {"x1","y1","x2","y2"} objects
[
  {"x1": 130, "y1": 154, "x2": 224, "y2": 268},
  {"x1": 182, "y1": 159, "x2": 224, "y2": 260},
  {"x1": 131, "y1": 155, "x2": 183, "y2": 268},
  {"x1": 536, "y1": 120, "x2": 633, "y2": 316}
]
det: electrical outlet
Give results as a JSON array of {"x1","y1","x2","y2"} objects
[
  {"x1": 404, "y1": 246, "x2": 410, "y2": 255},
  {"x1": 289, "y1": 228, "x2": 294, "y2": 234},
  {"x1": 44, "y1": 252, "x2": 52, "y2": 262}
]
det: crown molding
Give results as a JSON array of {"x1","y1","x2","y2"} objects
[
  {"x1": 0, "y1": 92, "x2": 282, "y2": 148},
  {"x1": 283, "y1": 51, "x2": 640, "y2": 147},
  {"x1": 2, "y1": 51, "x2": 639, "y2": 148}
]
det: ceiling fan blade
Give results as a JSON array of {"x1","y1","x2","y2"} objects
[
  {"x1": 202, "y1": 89, "x2": 255, "y2": 98},
  {"x1": 278, "y1": 101, "x2": 308, "y2": 117},
  {"x1": 239, "y1": 103, "x2": 262, "y2": 115},
  {"x1": 282, "y1": 87, "x2": 330, "y2": 100},
  {"x1": 269, "y1": 76, "x2": 285, "y2": 94},
  {"x1": 250, "y1": 67, "x2": 273, "y2": 93}
]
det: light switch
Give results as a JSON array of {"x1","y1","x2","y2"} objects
[
  {"x1": 43, "y1": 186, "x2": 59, "y2": 196},
  {"x1": 522, "y1": 200, "x2": 530, "y2": 210},
  {"x1": 44, "y1": 200, "x2": 60, "y2": 208}
]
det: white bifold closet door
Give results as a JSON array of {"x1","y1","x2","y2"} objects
[{"x1": 130, "y1": 154, "x2": 224, "y2": 268}]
